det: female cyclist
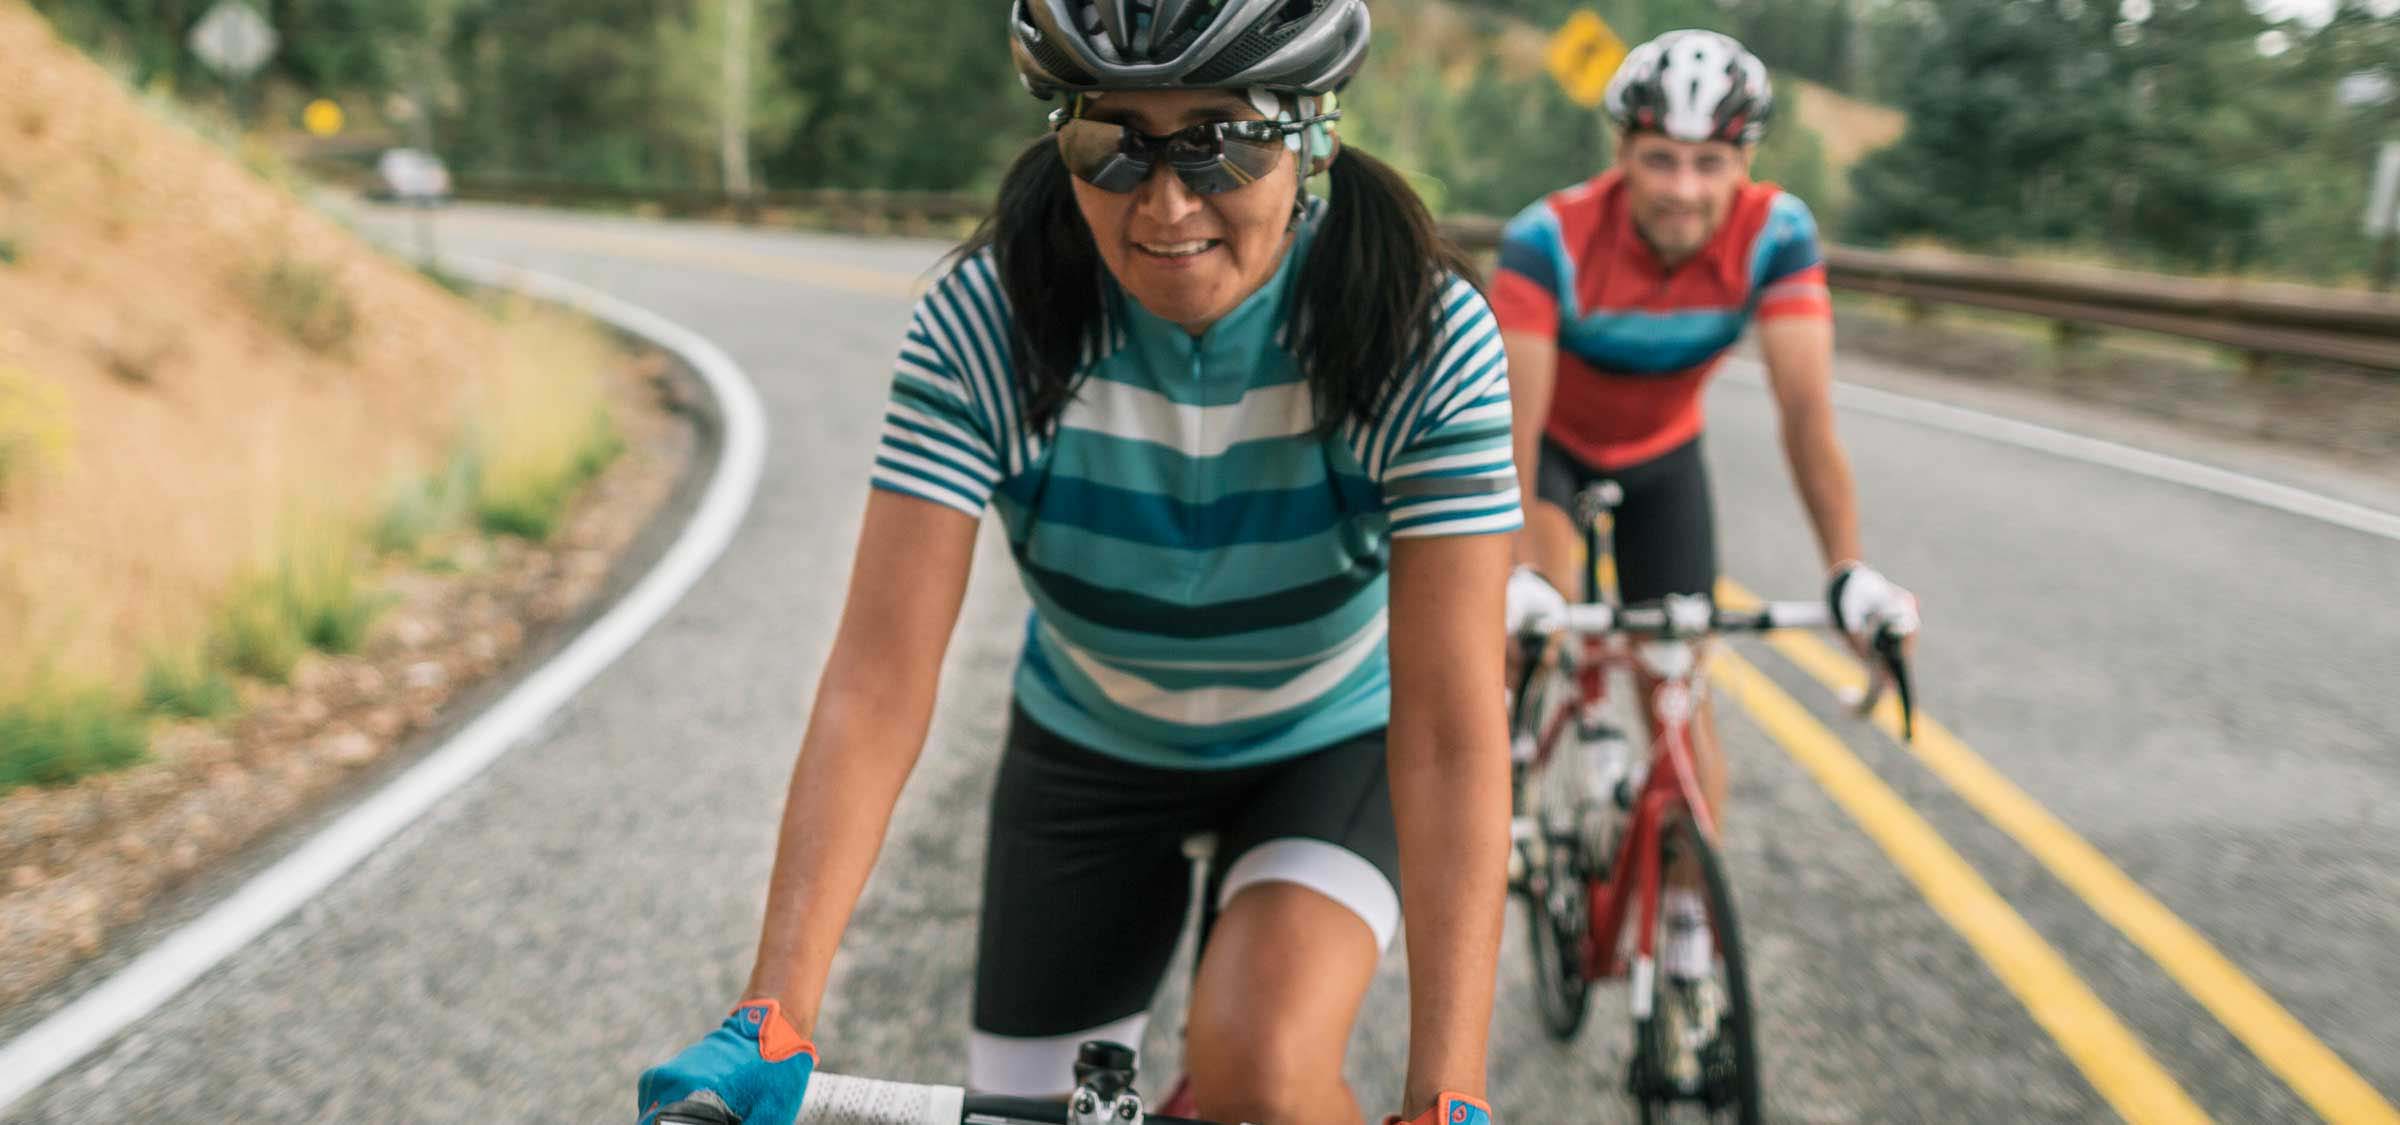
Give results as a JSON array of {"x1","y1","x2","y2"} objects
[{"x1": 637, "y1": 3, "x2": 1516, "y2": 1123}]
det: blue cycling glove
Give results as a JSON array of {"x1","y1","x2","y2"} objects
[{"x1": 638, "y1": 999, "x2": 817, "y2": 1125}]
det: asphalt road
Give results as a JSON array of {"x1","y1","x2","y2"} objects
[{"x1": 7, "y1": 203, "x2": 2394, "y2": 1123}]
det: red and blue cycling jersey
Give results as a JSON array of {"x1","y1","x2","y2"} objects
[{"x1": 1491, "y1": 170, "x2": 1833, "y2": 470}]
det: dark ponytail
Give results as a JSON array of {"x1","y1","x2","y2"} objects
[
  {"x1": 1292, "y1": 146, "x2": 1480, "y2": 432},
  {"x1": 956, "y1": 139, "x2": 1105, "y2": 434},
  {"x1": 955, "y1": 138, "x2": 1476, "y2": 436}
]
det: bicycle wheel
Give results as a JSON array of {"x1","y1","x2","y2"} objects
[
  {"x1": 1628, "y1": 816, "x2": 1761, "y2": 1124},
  {"x1": 1521, "y1": 822, "x2": 1590, "y2": 1039}
]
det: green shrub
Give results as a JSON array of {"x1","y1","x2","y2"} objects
[
  {"x1": 212, "y1": 575, "x2": 305, "y2": 682},
  {"x1": 0, "y1": 687, "x2": 148, "y2": 793},
  {"x1": 142, "y1": 650, "x2": 237, "y2": 719},
  {"x1": 208, "y1": 535, "x2": 385, "y2": 680},
  {"x1": 246, "y1": 257, "x2": 357, "y2": 354},
  {"x1": 476, "y1": 409, "x2": 621, "y2": 540},
  {"x1": 373, "y1": 449, "x2": 481, "y2": 557},
  {"x1": 284, "y1": 541, "x2": 382, "y2": 654}
]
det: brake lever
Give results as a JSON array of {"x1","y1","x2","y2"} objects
[
  {"x1": 1508, "y1": 631, "x2": 1549, "y2": 728},
  {"x1": 1874, "y1": 627, "x2": 1916, "y2": 741}
]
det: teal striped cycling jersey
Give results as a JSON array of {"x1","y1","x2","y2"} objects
[{"x1": 871, "y1": 215, "x2": 1520, "y2": 769}]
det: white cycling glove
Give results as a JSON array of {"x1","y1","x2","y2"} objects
[
  {"x1": 1505, "y1": 566, "x2": 1570, "y2": 637},
  {"x1": 1826, "y1": 561, "x2": 1918, "y2": 638}
]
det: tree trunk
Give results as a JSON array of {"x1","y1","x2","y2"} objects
[{"x1": 720, "y1": 0, "x2": 755, "y2": 207}]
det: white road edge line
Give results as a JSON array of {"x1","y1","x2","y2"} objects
[
  {"x1": 0, "y1": 257, "x2": 770, "y2": 1111},
  {"x1": 1723, "y1": 364, "x2": 2400, "y2": 544}
]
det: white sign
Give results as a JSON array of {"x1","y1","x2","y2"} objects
[
  {"x1": 375, "y1": 148, "x2": 452, "y2": 202},
  {"x1": 189, "y1": 0, "x2": 278, "y2": 79},
  {"x1": 2366, "y1": 141, "x2": 2400, "y2": 237},
  {"x1": 2337, "y1": 69, "x2": 2396, "y2": 109}
]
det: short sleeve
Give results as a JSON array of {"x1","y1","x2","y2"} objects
[
  {"x1": 1753, "y1": 192, "x2": 1832, "y2": 322},
  {"x1": 1490, "y1": 197, "x2": 1564, "y2": 340},
  {"x1": 870, "y1": 261, "x2": 1016, "y2": 517},
  {"x1": 1363, "y1": 278, "x2": 1524, "y2": 539}
]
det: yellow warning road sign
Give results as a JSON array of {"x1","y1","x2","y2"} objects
[
  {"x1": 303, "y1": 98, "x2": 344, "y2": 137},
  {"x1": 1545, "y1": 10, "x2": 1628, "y2": 109}
]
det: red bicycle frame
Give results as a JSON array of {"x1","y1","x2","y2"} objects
[{"x1": 1524, "y1": 629, "x2": 1721, "y2": 984}]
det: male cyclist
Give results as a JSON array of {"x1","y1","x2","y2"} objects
[{"x1": 1495, "y1": 30, "x2": 1918, "y2": 991}]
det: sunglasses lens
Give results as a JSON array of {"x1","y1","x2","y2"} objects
[
  {"x1": 1056, "y1": 118, "x2": 1292, "y2": 195},
  {"x1": 1055, "y1": 118, "x2": 1151, "y2": 192},
  {"x1": 1207, "y1": 126, "x2": 1290, "y2": 190}
]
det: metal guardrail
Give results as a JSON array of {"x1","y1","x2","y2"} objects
[
  {"x1": 1441, "y1": 213, "x2": 2400, "y2": 374},
  {"x1": 440, "y1": 177, "x2": 2400, "y2": 374},
  {"x1": 446, "y1": 176, "x2": 990, "y2": 225}
]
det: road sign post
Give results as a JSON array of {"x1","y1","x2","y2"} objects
[
  {"x1": 2366, "y1": 141, "x2": 2400, "y2": 291},
  {"x1": 188, "y1": 0, "x2": 278, "y2": 125}
]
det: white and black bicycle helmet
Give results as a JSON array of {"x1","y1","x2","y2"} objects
[
  {"x1": 1010, "y1": 0, "x2": 1371, "y2": 97},
  {"x1": 1604, "y1": 29, "x2": 1773, "y2": 146}
]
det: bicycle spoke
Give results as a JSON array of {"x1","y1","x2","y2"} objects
[{"x1": 1628, "y1": 817, "x2": 1761, "y2": 1125}]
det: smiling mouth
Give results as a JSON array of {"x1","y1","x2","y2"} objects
[{"x1": 1135, "y1": 239, "x2": 1220, "y2": 259}]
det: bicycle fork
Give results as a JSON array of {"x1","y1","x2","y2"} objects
[{"x1": 1586, "y1": 783, "x2": 1674, "y2": 1001}]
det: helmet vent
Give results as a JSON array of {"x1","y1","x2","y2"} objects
[
  {"x1": 1029, "y1": 33, "x2": 1097, "y2": 86},
  {"x1": 1185, "y1": 18, "x2": 1305, "y2": 84}
]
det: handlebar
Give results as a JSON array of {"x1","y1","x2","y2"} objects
[
  {"x1": 654, "y1": 1074, "x2": 1229, "y2": 1125},
  {"x1": 1520, "y1": 593, "x2": 1918, "y2": 742},
  {"x1": 1559, "y1": 599, "x2": 1832, "y2": 636}
]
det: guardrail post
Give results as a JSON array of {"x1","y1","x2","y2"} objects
[
  {"x1": 2240, "y1": 349, "x2": 2275, "y2": 382},
  {"x1": 2051, "y1": 319, "x2": 2097, "y2": 362}
]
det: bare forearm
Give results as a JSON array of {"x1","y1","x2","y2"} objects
[
  {"x1": 1502, "y1": 332, "x2": 1558, "y2": 567},
  {"x1": 1758, "y1": 321, "x2": 1860, "y2": 570},
  {"x1": 1781, "y1": 405, "x2": 1862, "y2": 569},
  {"x1": 742, "y1": 677, "x2": 937, "y2": 1036},
  {"x1": 1510, "y1": 376, "x2": 1553, "y2": 517},
  {"x1": 1389, "y1": 710, "x2": 1511, "y2": 1110}
]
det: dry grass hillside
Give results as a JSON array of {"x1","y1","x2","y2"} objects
[
  {"x1": 0, "y1": 6, "x2": 646, "y2": 802},
  {"x1": 0, "y1": 5, "x2": 697, "y2": 1005},
  {"x1": 1788, "y1": 78, "x2": 1905, "y2": 171},
  {"x1": 0, "y1": 5, "x2": 508, "y2": 688}
]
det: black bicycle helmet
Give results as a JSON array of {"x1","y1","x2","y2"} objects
[{"x1": 1010, "y1": 0, "x2": 1370, "y2": 97}]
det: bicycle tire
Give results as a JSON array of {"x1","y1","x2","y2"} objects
[
  {"x1": 1522, "y1": 828, "x2": 1590, "y2": 1039},
  {"x1": 1512, "y1": 660, "x2": 1592, "y2": 1041},
  {"x1": 1630, "y1": 816, "x2": 1762, "y2": 1125}
]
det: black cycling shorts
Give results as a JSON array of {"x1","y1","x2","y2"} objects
[
  {"x1": 968, "y1": 706, "x2": 1399, "y2": 1094},
  {"x1": 1534, "y1": 434, "x2": 1718, "y2": 604}
]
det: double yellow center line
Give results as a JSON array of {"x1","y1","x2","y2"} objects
[{"x1": 1717, "y1": 578, "x2": 2398, "y2": 1125}]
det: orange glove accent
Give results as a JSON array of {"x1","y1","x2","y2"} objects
[{"x1": 1382, "y1": 1090, "x2": 1493, "y2": 1125}]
